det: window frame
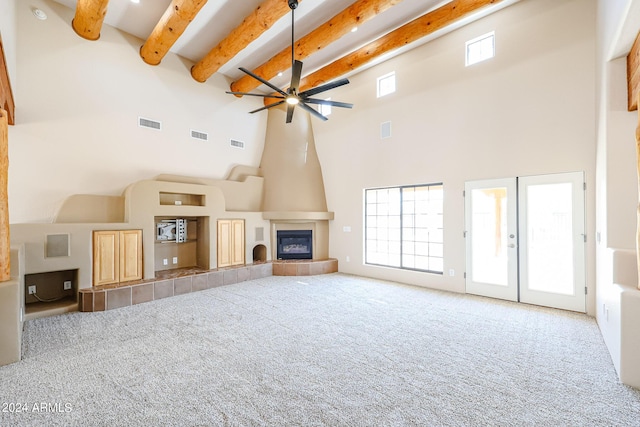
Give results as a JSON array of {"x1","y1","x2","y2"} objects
[
  {"x1": 364, "y1": 183, "x2": 444, "y2": 275},
  {"x1": 319, "y1": 98, "x2": 332, "y2": 117},
  {"x1": 376, "y1": 71, "x2": 396, "y2": 98},
  {"x1": 465, "y1": 31, "x2": 495, "y2": 66}
]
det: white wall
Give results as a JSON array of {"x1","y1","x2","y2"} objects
[
  {"x1": 595, "y1": 0, "x2": 640, "y2": 388},
  {"x1": 313, "y1": 0, "x2": 597, "y2": 312},
  {"x1": 8, "y1": 0, "x2": 268, "y2": 224}
]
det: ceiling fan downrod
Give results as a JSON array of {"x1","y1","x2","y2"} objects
[{"x1": 289, "y1": 0, "x2": 298, "y2": 71}]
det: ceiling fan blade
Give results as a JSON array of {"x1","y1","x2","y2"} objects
[
  {"x1": 226, "y1": 91, "x2": 284, "y2": 99},
  {"x1": 249, "y1": 100, "x2": 285, "y2": 114},
  {"x1": 290, "y1": 60, "x2": 303, "y2": 93},
  {"x1": 239, "y1": 67, "x2": 288, "y2": 97},
  {"x1": 286, "y1": 103, "x2": 295, "y2": 123},
  {"x1": 298, "y1": 101, "x2": 328, "y2": 121},
  {"x1": 304, "y1": 98, "x2": 354, "y2": 109},
  {"x1": 299, "y1": 78, "x2": 350, "y2": 98}
]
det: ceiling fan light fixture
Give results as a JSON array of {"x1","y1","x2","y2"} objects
[
  {"x1": 286, "y1": 96, "x2": 299, "y2": 105},
  {"x1": 32, "y1": 8, "x2": 48, "y2": 20}
]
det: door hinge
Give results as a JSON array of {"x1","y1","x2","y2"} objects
[
  {"x1": 463, "y1": 231, "x2": 467, "y2": 238},
  {"x1": 583, "y1": 182, "x2": 586, "y2": 191},
  {"x1": 463, "y1": 190, "x2": 466, "y2": 197},
  {"x1": 585, "y1": 286, "x2": 588, "y2": 295},
  {"x1": 583, "y1": 234, "x2": 587, "y2": 243},
  {"x1": 464, "y1": 272, "x2": 467, "y2": 279}
]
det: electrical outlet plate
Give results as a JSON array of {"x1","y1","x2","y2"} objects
[
  {"x1": 28, "y1": 285, "x2": 36, "y2": 295},
  {"x1": 63, "y1": 280, "x2": 72, "y2": 290},
  {"x1": 163, "y1": 259, "x2": 168, "y2": 266},
  {"x1": 172, "y1": 257, "x2": 178, "y2": 264}
]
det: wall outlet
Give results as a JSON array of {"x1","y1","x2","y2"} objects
[
  {"x1": 346, "y1": 256, "x2": 350, "y2": 262},
  {"x1": 28, "y1": 285, "x2": 36, "y2": 295},
  {"x1": 172, "y1": 257, "x2": 178, "y2": 264},
  {"x1": 449, "y1": 269, "x2": 455, "y2": 277},
  {"x1": 63, "y1": 280, "x2": 72, "y2": 290},
  {"x1": 163, "y1": 258, "x2": 168, "y2": 266},
  {"x1": 343, "y1": 226, "x2": 352, "y2": 232}
]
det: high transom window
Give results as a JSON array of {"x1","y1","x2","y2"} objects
[
  {"x1": 465, "y1": 31, "x2": 495, "y2": 66},
  {"x1": 377, "y1": 71, "x2": 396, "y2": 97}
]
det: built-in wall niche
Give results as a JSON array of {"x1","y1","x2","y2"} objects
[
  {"x1": 154, "y1": 216, "x2": 209, "y2": 272},
  {"x1": 24, "y1": 269, "x2": 78, "y2": 316},
  {"x1": 159, "y1": 192, "x2": 205, "y2": 206}
]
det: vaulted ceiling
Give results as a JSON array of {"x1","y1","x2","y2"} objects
[{"x1": 52, "y1": 0, "x2": 519, "y2": 94}]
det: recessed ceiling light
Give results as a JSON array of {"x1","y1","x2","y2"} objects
[
  {"x1": 131, "y1": 0, "x2": 140, "y2": 3},
  {"x1": 277, "y1": 72, "x2": 283, "y2": 77},
  {"x1": 32, "y1": 8, "x2": 47, "y2": 20},
  {"x1": 351, "y1": 26, "x2": 358, "y2": 33}
]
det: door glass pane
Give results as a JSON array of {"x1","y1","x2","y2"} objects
[
  {"x1": 471, "y1": 188, "x2": 508, "y2": 286},
  {"x1": 526, "y1": 183, "x2": 574, "y2": 295}
]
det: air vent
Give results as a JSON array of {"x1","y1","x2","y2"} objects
[
  {"x1": 138, "y1": 117, "x2": 161, "y2": 130},
  {"x1": 191, "y1": 130, "x2": 208, "y2": 141},
  {"x1": 380, "y1": 121, "x2": 392, "y2": 139},
  {"x1": 230, "y1": 139, "x2": 245, "y2": 149},
  {"x1": 255, "y1": 227, "x2": 264, "y2": 242}
]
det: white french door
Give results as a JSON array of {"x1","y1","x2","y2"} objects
[
  {"x1": 464, "y1": 172, "x2": 586, "y2": 312},
  {"x1": 464, "y1": 178, "x2": 518, "y2": 302}
]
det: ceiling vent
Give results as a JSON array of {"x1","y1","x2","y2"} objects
[
  {"x1": 230, "y1": 139, "x2": 245, "y2": 149},
  {"x1": 191, "y1": 130, "x2": 208, "y2": 141},
  {"x1": 138, "y1": 117, "x2": 161, "y2": 131}
]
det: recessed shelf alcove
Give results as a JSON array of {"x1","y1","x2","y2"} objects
[
  {"x1": 159, "y1": 192, "x2": 205, "y2": 206},
  {"x1": 24, "y1": 269, "x2": 78, "y2": 319},
  {"x1": 154, "y1": 216, "x2": 209, "y2": 272}
]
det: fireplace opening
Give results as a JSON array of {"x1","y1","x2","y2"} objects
[{"x1": 277, "y1": 230, "x2": 313, "y2": 260}]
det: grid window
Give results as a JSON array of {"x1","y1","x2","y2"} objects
[
  {"x1": 465, "y1": 31, "x2": 495, "y2": 66},
  {"x1": 377, "y1": 71, "x2": 396, "y2": 98},
  {"x1": 365, "y1": 183, "x2": 444, "y2": 274}
]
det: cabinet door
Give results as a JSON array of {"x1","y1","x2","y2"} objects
[
  {"x1": 93, "y1": 231, "x2": 119, "y2": 286},
  {"x1": 119, "y1": 229, "x2": 143, "y2": 282},
  {"x1": 217, "y1": 220, "x2": 232, "y2": 268},
  {"x1": 231, "y1": 220, "x2": 245, "y2": 266}
]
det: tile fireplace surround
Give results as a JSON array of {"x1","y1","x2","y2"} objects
[{"x1": 79, "y1": 259, "x2": 338, "y2": 312}]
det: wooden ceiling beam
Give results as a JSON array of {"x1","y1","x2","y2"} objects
[
  {"x1": 191, "y1": 0, "x2": 300, "y2": 83},
  {"x1": 0, "y1": 37, "x2": 15, "y2": 126},
  {"x1": 72, "y1": 0, "x2": 110, "y2": 41},
  {"x1": 0, "y1": 107, "x2": 8, "y2": 281},
  {"x1": 263, "y1": 0, "x2": 502, "y2": 105},
  {"x1": 231, "y1": 0, "x2": 404, "y2": 95},
  {"x1": 140, "y1": 0, "x2": 208, "y2": 66},
  {"x1": 628, "y1": 30, "x2": 640, "y2": 111}
]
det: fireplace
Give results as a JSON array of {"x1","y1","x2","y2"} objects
[{"x1": 277, "y1": 230, "x2": 313, "y2": 260}]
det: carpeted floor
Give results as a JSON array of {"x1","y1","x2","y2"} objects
[{"x1": 1, "y1": 273, "x2": 639, "y2": 426}]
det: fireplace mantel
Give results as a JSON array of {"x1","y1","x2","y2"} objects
[{"x1": 262, "y1": 211, "x2": 334, "y2": 221}]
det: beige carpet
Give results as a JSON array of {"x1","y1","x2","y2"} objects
[{"x1": 1, "y1": 273, "x2": 639, "y2": 426}]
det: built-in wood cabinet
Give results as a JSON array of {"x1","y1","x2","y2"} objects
[
  {"x1": 217, "y1": 219, "x2": 245, "y2": 268},
  {"x1": 93, "y1": 230, "x2": 142, "y2": 286}
]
